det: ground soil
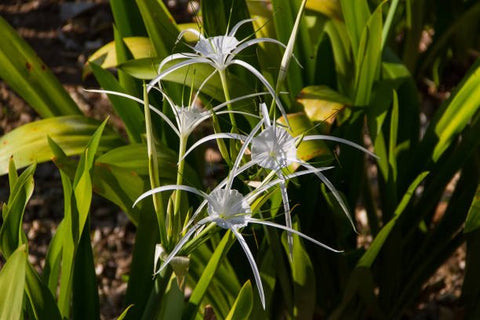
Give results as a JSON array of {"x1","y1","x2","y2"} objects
[{"x1": 0, "y1": 1, "x2": 468, "y2": 319}]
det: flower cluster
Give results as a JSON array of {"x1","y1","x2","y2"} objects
[{"x1": 129, "y1": 19, "x2": 376, "y2": 309}]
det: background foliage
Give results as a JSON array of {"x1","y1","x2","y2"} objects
[{"x1": 1, "y1": 0, "x2": 480, "y2": 319}]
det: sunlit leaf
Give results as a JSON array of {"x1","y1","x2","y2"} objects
[
  {"x1": 0, "y1": 244, "x2": 27, "y2": 320},
  {"x1": 0, "y1": 17, "x2": 81, "y2": 117},
  {"x1": 297, "y1": 85, "x2": 351, "y2": 124},
  {"x1": 0, "y1": 116, "x2": 124, "y2": 175},
  {"x1": 225, "y1": 281, "x2": 254, "y2": 320}
]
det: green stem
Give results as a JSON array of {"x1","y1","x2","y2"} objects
[
  {"x1": 172, "y1": 136, "x2": 188, "y2": 241},
  {"x1": 219, "y1": 69, "x2": 237, "y2": 130},
  {"x1": 144, "y1": 84, "x2": 167, "y2": 245}
]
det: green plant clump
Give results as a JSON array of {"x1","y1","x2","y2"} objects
[{"x1": 1, "y1": 0, "x2": 480, "y2": 319}]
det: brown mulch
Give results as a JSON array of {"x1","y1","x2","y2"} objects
[{"x1": 0, "y1": 1, "x2": 467, "y2": 319}]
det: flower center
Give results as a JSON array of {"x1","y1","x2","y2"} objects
[
  {"x1": 207, "y1": 189, "x2": 250, "y2": 229},
  {"x1": 251, "y1": 126, "x2": 297, "y2": 171}
]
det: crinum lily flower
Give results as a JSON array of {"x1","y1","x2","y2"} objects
[
  {"x1": 147, "y1": 18, "x2": 291, "y2": 123},
  {"x1": 86, "y1": 88, "x2": 264, "y2": 141},
  {"x1": 181, "y1": 103, "x2": 378, "y2": 256},
  {"x1": 133, "y1": 163, "x2": 341, "y2": 309}
]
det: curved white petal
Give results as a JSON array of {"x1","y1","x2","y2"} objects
[
  {"x1": 259, "y1": 102, "x2": 271, "y2": 127},
  {"x1": 85, "y1": 89, "x2": 181, "y2": 137},
  {"x1": 134, "y1": 184, "x2": 207, "y2": 207},
  {"x1": 278, "y1": 174, "x2": 294, "y2": 259},
  {"x1": 158, "y1": 52, "x2": 198, "y2": 73},
  {"x1": 211, "y1": 92, "x2": 270, "y2": 112},
  {"x1": 227, "y1": 119, "x2": 265, "y2": 190},
  {"x1": 177, "y1": 28, "x2": 203, "y2": 43},
  {"x1": 302, "y1": 135, "x2": 378, "y2": 159},
  {"x1": 299, "y1": 161, "x2": 357, "y2": 231},
  {"x1": 231, "y1": 227, "x2": 266, "y2": 309},
  {"x1": 245, "y1": 166, "x2": 334, "y2": 203},
  {"x1": 215, "y1": 110, "x2": 260, "y2": 118},
  {"x1": 154, "y1": 224, "x2": 201, "y2": 275},
  {"x1": 230, "y1": 59, "x2": 289, "y2": 126},
  {"x1": 228, "y1": 18, "x2": 256, "y2": 37},
  {"x1": 245, "y1": 218, "x2": 343, "y2": 253},
  {"x1": 147, "y1": 58, "x2": 211, "y2": 92},
  {"x1": 181, "y1": 133, "x2": 247, "y2": 163}
]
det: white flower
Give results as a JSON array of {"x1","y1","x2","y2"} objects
[
  {"x1": 134, "y1": 163, "x2": 340, "y2": 309},
  {"x1": 181, "y1": 103, "x2": 377, "y2": 256},
  {"x1": 250, "y1": 125, "x2": 297, "y2": 171},
  {"x1": 85, "y1": 89, "x2": 263, "y2": 141},
  {"x1": 147, "y1": 19, "x2": 290, "y2": 121}
]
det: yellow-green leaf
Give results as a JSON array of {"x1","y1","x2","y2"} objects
[
  {"x1": 278, "y1": 113, "x2": 333, "y2": 164},
  {"x1": 297, "y1": 85, "x2": 351, "y2": 125},
  {"x1": 84, "y1": 37, "x2": 154, "y2": 77},
  {"x1": 0, "y1": 244, "x2": 27, "y2": 320}
]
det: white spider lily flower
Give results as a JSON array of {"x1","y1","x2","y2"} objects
[
  {"x1": 86, "y1": 89, "x2": 263, "y2": 140},
  {"x1": 147, "y1": 18, "x2": 290, "y2": 123},
  {"x1": 133, "y1": 166, "x2": 341, "y2": 309},
  {"x1": 180, "y1": 103, "x2": 377, "y2": 256}
]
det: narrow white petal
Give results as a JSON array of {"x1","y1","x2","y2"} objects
[
  {"x1": 182, "y1": 199, "x2": 209, "y2": 231},
  {"x1": 259, "y1": 102, "x2": 271, "y2": 127},
  {"x1": 300, "y1": 161, "x2": 357, "y2": 231},
  {"x1": 230, "y1": 59, "x2": 289, "y2": 126},
  {"x1": 86, "y1": 89, "x2": 180, "y2": 137},
  {"x1": 177, "y1": 28, "x2": 203, "y2": 43},
  {"x1": 181, "y1": 133, "x2": 247, "y2": 162},
  {"x1": 148, "y1": 105, "x2": 181, "y2": 137},
  {"x1": 154, "y1": 224, "x2": 200, "y2": 275},
  {"x1": 192, "y1": 69, "x2": 218, "y2": 103},
  {"x1": 303, "y1": 135, "x2": 378, "y2": 158},
  {"x1": 246, "y1": 167, "x2": 334, "y2": 203},
  {"x1": 231, "y1": 228, "x2": 266, "y2": 309},
  {"x1": 147, "y1": 58, "x2": 211, "y2": 92},
  {"x1": 211, "y1": 92, "x2": 270, "y2": 112},
  {"x1": 215, "y1": 110, "x2": 260, "y2": 119},
  {"x1": 228, "y1": 18, "x2": 256, "y2": 37},
  {"x1": 134, "y1": 184, "x2": 206, "y2": 207},
  {"x1": 278, "y1": 175, "x2": 294, "y2": 259},
  {"x1": 246, "y1": 218, "x2": 343, "y2": 253},
  {"x1": 157, "y1": 53, "x2": 198, "y2": 73},
  {"x1": 227, "y1": 119, "x2": 265, "y2": 190}
]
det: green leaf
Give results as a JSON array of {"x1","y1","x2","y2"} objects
[
  {"x1": 117, "y1": 305, "x2": 134, "y2": 320},
  {"x1": 183, "y1": 231, "x2": 236, "y2": 320},
  {"x1": 428, "y1": 58, "x2": 480, "y2": 161},
  {"x1": 72, "y1": 226, "x2": 100, "y2": 320},
  {"x1": 306, "y1": 0, "x2": 343, "y2": 20},
  {"x1": 114, "y1": 25, "x2": 142, "y2": 98},
  {"x1": 0, "y1": 16, "x2": 81, "y2": 117},
  {"x1": 297, "y1": 85, "x2": 351, "y2": 125},
  {"x1": 25, "y1": 263, "x2": 62, "y2": 320},
  {"x1": 119, "y1": 58, "x2": 253, "y2": 102},
  {"x1": 85, "y1": 37, "x2": 154, "y2": 77},
  {"x1": 339, "y1": 0, "x2": 370, "y2": 59},
  {"x1": 0, "y1": 162, "x2": 35, "y2": 257},
  {"x1": 283, "y1": 219, "x2": 316, "y2": 320},
  {"x1": 0, "y1": 244, "x2": 27, "y2": 320},
  {"x1": 89, "y1": 63, "x2": 144, "y2": 143},
  {"x1": 278, "y1": 113, "x2": 334, "y2": 164},
  {"x1": 353, "y1": 3, "x2": 384, "y2": 106},
  {"x1": 225, "y1": 281, "x2": 254, "y2": 320},
  {"x1": 136, "y1": 0, "x2": 180, "y2": 58},
  {"x1": 110, "y1": 0, "x2": 147, "y2": 37},
  {"x1": 357, "y1": 171, "x2": 429, "y2": 268},
  {"x1": 123, "y1": 201, "x2": 158, "y2": 320},
  {"x1": 0, "y1": 116, "x2": 124, "y2": 175},
  {"x1": 464, "y1": 184, "x2": 480, "y2": 234},
  {"x1": 158, "y1": 275, "x2": 184, "y2": 319}
]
